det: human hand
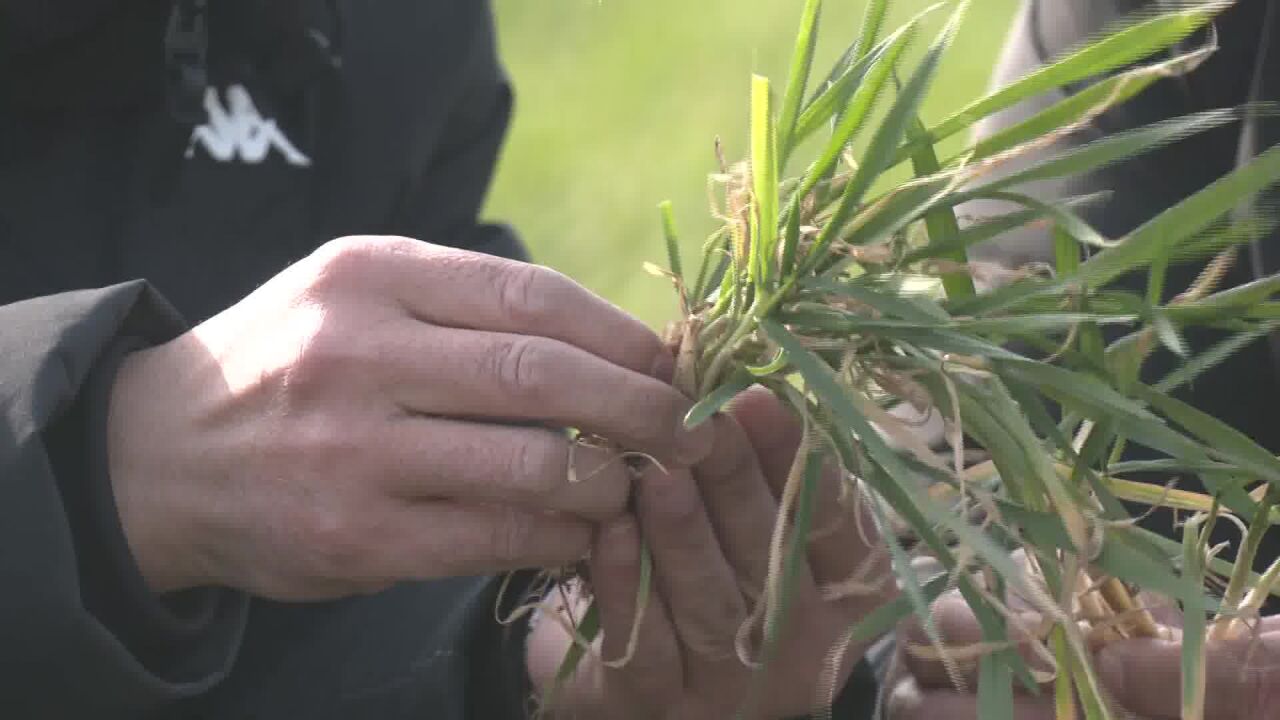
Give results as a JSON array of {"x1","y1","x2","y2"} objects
[
  {"x1": 886, "y1": 590, "x2": 1280, "y2": 720},
  {"x1": 884, "y1": 590, "x2": 1057, "y2": 720},
  {"x1": 106, "y1": 236, "x2": 713, "y2": 599},
  {"x1": 526, "y1": 386, "x2": 895, "y2": 719},
  {"x1": 1092, "y1": 616, "x2": 1280, "y2": 720}
]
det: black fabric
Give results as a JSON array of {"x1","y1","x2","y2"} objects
[
  {"x1": 0, "y1": 282, "x2": 248, "y2": 718},
  {"x1": 0, "y1": 0, "x2": 883, "y2": 717},
  {"x1": 0, "y1": 0, "x2": 537, "y2": 717}
]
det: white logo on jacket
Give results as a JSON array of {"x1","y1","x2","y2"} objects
[{"x1": 186, "y1": 84, "x2": 313, "y2": 167}]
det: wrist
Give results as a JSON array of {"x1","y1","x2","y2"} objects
[{"x1": 106, "y1": 342, "x2": 215, "y2": 594}]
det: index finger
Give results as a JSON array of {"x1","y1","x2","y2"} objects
[{"x1": 318, "y1": 237, "x2": 671, "y2": 379}]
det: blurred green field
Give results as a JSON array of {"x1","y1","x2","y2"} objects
[{"x1": 485, "y1": 0, "x2": 1021, "y2": 328}]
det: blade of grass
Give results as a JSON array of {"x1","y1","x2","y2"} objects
[
  {"x1": 1181, "y1": 514, "x2": 1210, "y2": 720},
  {"x1": 803, "y1": 276, "x2": 949, "y2": 322},
  {"x1": 842, "y1": 572, "x2": 950, "y2": 647},
  {"x1": 977, "y1": 596, "x2": 1015, "y2": 720},
  {"x1": 1066, "y1": 640, "x2": 1112, "y2": 720},
  {"x1": 1157, "y1": 321, "x2": 1280, "y2": 393},
  {"x1": 685, "y1": 370, "x2": 755, "y2": 427},
  {"x1": 963, "y1": 46, "x2": 1215, "y2": 164},
  {"x1": 794, "y1": 5, "x2": 946, "y2": 149},
  {"x1": 1132, "y1": 382, "x2": 1280, "y2": 486},
  {"x1": 1130, "y1": 525, "x2": 1268, "y2": 603},
  {"x1": 540, "y1": 601, "x2": 600, "y2": 714},
  {"x1": 806, "y1": 4, "x2": 968, "y2": 272},
  {"x1": 777, "y1": 0, "x2": 823, "y2": 164},
  {"x1": 955, "y1": 132, "x2": 1279, "y2": 318},
  {"x1": 842, "y1": 171, "x2": 959, "y2": 249},
  {"x1": 762, "y1": 448, "x2": 822, "y2": 650},
  {"x1": 750, "y1": 75, "x2": 779, "y2": 291},
  {"x1": 855, "y1": 0, "x2": 890, "y2": 63},
  {"x1": 899, "y1": 1, "x2": 1230, "y2": 162},
  {"x1": 658, "y1": 201, "x2": 685, "y2": 313},
  {"x1": 993, "y1": 360, "x2": 1207, "y2": 461},
  {"x1": 658, "y1": 200, "x2": 683, "y2": 281},
  {"x1": 799, "y1": 21, "x2": 918, "y2": 200},
  {"x1": 967, "y1": 108, "x2": 1243, "y2": 199},
  {"x1": 866, "y1": 492, "x2": 953, "y2": 687},
  {"x1": 762, "y1": 320, "x2": 1066, "y2": 633},
  {"x1": 804, "y1": 0, "x2": 893, "y2": 111},
  {"x1": 907, "y1": 113, "x2": 976, "y2": 299},
  {"x1": 1051, "y1": 625, "x2": 1076, "y2": 720},
  {"x1": 691, "y1": 229, "x2": 731, "y2": 306},
  {"x1": 899, "y1": 191, "x2": 1111, "y2": 265},
  {"x1": 985, "y1": 190, "x2": 1112, "y2": 252},
  {"x1": 1094, "y1": 526, "x2": 1208, "y2": 609},
  {"x1": 780, "y1": 196, "x2": 802, "y2": 279},
  {"x1": 1080, "y1": 140, "x2": 1280, "y2": 287}
]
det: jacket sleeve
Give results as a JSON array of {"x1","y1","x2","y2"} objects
[{"x1": 0, "y1": 281, "x2": 249, "y2": 718}]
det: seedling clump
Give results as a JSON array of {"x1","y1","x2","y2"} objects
[{"x1": 538, "y1": 2, "x2": 1280, "y2": 718}]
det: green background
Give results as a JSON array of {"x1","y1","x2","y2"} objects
[{"x1": 485, "y1": 0, "x2": 1021, "y2": 328}]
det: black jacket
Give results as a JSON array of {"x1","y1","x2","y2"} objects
[
  {"x1": 0, "y1": 1, "x2": 531, "y2": 717},
  {"x1": 0, "y1": 2, "x2": 883, "y2": 718}
]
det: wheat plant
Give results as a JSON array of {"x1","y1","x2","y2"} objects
[{"x1": 538, "y1": 1, "x2": 1280, "y2": 718}]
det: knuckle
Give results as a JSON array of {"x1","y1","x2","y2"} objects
[
  {"x1": 495, "y1": 261, "x2": 560, "y2": 327},
  {"x1": 307, "y1": 236, "x2": 417, "y2": 293},
  {"x1": 297, "y1": 506, "x2": 370, "y2": 576},
  {"x1": 310, "y1": 236, "x2": 381, "y2": 286},
  {"x1": 491, "y1": 506, "x2": 535, "y2": 566},
  {"x1": 642, "y1": 474, "x2": 703, "y2": 528},
  {"x1": 507, "y1": 433, "x2": 562, "y2": 497},
  {"x1": 580, "y1": 456, "x2": 631, "y2": 518},
  {"x1": 288, "y1": 328, "x2": 356, "y2": 391},
  {"x1": 303, "y1": 417, "x2": 372, "y2": 470},
  {"x1": 632, "y1": 388, "x2": 684, "y2": 446},
  {"x1": 707, "y1": 416, "x2": 761, "y2": 485},
  {"x1": 491, "y1": 336, "x2": 549, "y2": 399},
  {"x1": 676, "y1": 615, "x2": 738, "y2": 661}
]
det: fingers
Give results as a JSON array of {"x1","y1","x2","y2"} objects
[
  {"x1": 634, "y1": 463, "x2": 749, "y2": 670},
  {"x1": 885, "y1": 677, "x2": 1056, "y2": 720},
  {"x1": 380, "y1": 416, "x2": 631, "y2": 521},
  {"x1": 389, "y1": 323, "x2": 712, "y2": 466},
  {"x1": 693, "y1": 411, "x2": 807, "y2": 595},
  {"x1": 728, "y1": 386, "x2": 891, "y2": 607},
  {"x1": 1097, "y1": 629, "x2": 1280, "y2": 720},
  {"x1": 901, "y1": 591, "x2": 1049, "y2": 693},
  {"x1": 729, "y1": 385, "x2": 805, "y2": 484},
  {"x1": 590, "y1": 517, "x2": 683, "y2": 705},
  {"x1": 314, "y1": 237, "x2": 670, "y2": 378},
  {"x1": 356, "y1": 501, "x2": 594, "y2": 581}
]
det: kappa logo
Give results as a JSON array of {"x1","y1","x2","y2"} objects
[{"x1": 186, "y1": 84, "x2": 313, "y2": 167}]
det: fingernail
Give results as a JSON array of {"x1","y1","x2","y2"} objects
[{"x1": 674, "y1": 408, "x2": 714, "y2": 466}]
